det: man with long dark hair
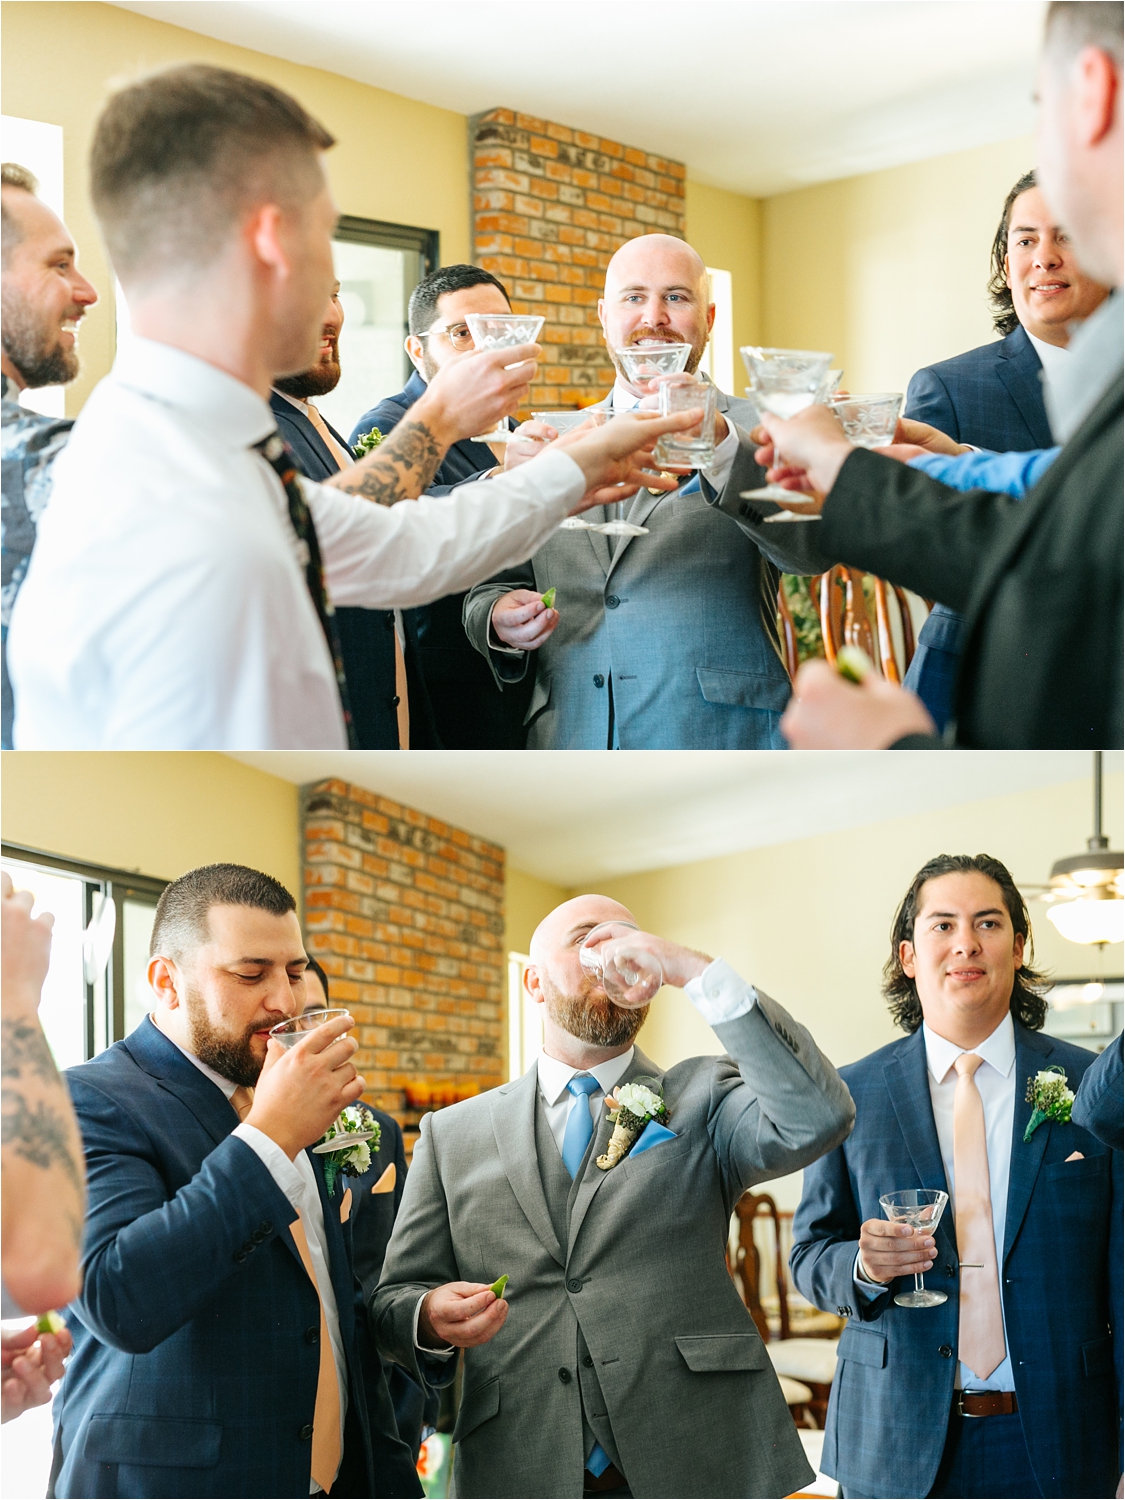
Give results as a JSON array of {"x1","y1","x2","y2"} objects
[{"x1": 791, "y1": 853, "x2": 1122, "y2": 1498}]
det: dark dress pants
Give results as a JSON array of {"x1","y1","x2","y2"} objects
[{"x1": 840, "y1": 1408, "x2": 1042, "y2": 1499}]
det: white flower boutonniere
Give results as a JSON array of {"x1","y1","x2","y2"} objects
[
  {"x1": 313, "y1": 1104, "x2": 381, "y2": 1194},
  {"x1": 1024, "y1": 1066, "x2": 1074, "y2": 1142},
  {"x1": 596, "y1": 1077, "x2": 668, "y2": 1170}
]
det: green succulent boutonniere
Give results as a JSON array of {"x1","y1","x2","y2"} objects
[
  {"x1": 313, "y1": 1104, "x2": 381, "y2": 1194},
  {"x1": 353, "y1": 426, "x2": 384, "y2": 456},
  {"x1": 1024, "y1": 1066, "x2": 1074, "y2": 1142}
]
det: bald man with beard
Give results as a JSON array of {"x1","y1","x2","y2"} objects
[
  {"x1": 373, "y1": 895, "x2": 854, "y2": 1499},
  {"x1": 464, "y1": 234, "x2": 836, "y2": 749}
]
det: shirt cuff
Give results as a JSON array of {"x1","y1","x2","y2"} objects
[
  {"x1": 486, "y1": 600, "x2": 527, "y2": 656},
  {"x1": 853, "y1": 1248, "x2": 887, "y2": 1300},
  {"x1": 232, "y1": 1123, "x2": 305, "y2": 1211},
  {"x1": 413, "y1": 1293, "x2": 455, "y2": 1357},
  {"x1": 683, "y1": 957, "x2": 758, "y2": 1025}
]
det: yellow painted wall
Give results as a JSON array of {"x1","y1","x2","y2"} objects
[
  {"x1": 505, "y1": 865, "x2": 569, "y2": 959},
  {"x1": 685, "y1": 179, "x2": 762, "y2": 368},
  {"x1": 761, "y1": 134, "x2": 1036, "y2": 394},
  {"x1": 2, "y1": 752, "x2": 301, "y2": 895},
  {"x1": 1, "y1": 1, "x2": 470, "y2": 417}
]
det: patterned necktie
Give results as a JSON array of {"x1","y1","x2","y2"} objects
[
  {"x1": 253, "y1": 431, "x2": 356, "y2": 747},
  {"x1": 561, "y1": 1075, "x2": 601, "y2": 1179},
  {"x1": 952, "y1": 1053, "x2": 1006, "y2": 1380}
]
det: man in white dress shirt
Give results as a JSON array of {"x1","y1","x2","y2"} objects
[
  {"x1": 6, "y1": 64, "x2": 692, "y2": 749},
  {"x1": 791, "y1": 853, "x2": 1122, "y2": 1499},
  {"x1": 373, "y1": 893, "x2": 854, "y2": 1498}
]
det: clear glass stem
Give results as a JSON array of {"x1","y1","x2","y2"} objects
[{"x1": 914, "y1": 1272, "x2": 925, "y2": 1294}]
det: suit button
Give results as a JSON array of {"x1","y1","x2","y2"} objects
[
  {"x1": 567, "y1": 1278, "x2": 583, "y2": 1293},
  {"x1": 258, "y1": 1222, "x2": 273, "y2": 1236},
  {"x1": 945, "y1": 1264, "x2": 956, "y2": 1276},
  {"x1": 583, "y1": 1354, "x2": 594, "y2": 1368},
  {"x1": 233, "y1": 1249, "x2": 249, "y2": 1263},
  {"x1": 605, "y1": 595, "x2": 620, "y2": 609},
  {"x1": 299, "y1": 1423, "x2": 315, "y2": 1441},
  {"x1": 558, "y1": 1367, "x2": 572, "y2": 1384},
  {"x1": 390, "y1": 695, "x2": 400, "y2": 707},
  {"x1": 939, "y1": 1345, "x2": 953, "y2": 1358},
  {"x1": 305, "y1": 1326, "x2": 319, "y2": 1345},
  {"x1": 593, "y1": 674, "x2": 605, "y2": 688}
]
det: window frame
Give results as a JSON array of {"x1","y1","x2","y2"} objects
[{"x1": 333, "y1": 215, "x2": 439, "y2": 386}]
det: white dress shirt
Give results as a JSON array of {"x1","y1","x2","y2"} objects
[
  {"x1": 1026, "y1": 332, "x2": 1070, "y2": 402},
  {"x1": 9, "y1": 337, "x2": 585, "y2": 749},
  {"x1": 855, "y1": 1013, "x2": 1017, "y2": 1392},
  {"x1": 154, "y1": 1021, "x2": 347, "y2": 1487}
]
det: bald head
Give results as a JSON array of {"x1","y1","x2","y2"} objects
[
  {"x1": 529, "y1": 893, "x2": 637, "y2": 965},
  {"x1": 599, "y1": 232, "x2": 713, "y2": 389}
]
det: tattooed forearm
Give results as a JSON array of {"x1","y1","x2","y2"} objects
[
  {"x1": 1, "y1": 1017, "x2": 61, "y2": 1084},
  {"x1": 2, "y1": 1092, "x2": 85, "y2": 1196},
  {"x1": 331, "y1": 418, "x2": 445, "y2": 507}
]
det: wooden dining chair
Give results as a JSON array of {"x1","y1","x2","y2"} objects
[{"x1": 813, "y1": 566, "x2": 920, "y2": 684}]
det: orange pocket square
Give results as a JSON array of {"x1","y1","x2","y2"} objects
[
  {"x1": 371, "y1": 1163, "x2": 396, "y2": 1195},
  {"x1": 1065, "y1": 1150, "x2": 1085, "y2": 1162},
  {"x1": 339, "y1": 1187, "x2": 353, "y2": 1223}
]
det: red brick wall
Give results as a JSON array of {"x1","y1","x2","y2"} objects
[
  {"x1": 471, "y1": 108, "x2": 687, "y2": 410},
  {"x1": 302, "y1": 779, "x2": 505, "y2": 1157}
]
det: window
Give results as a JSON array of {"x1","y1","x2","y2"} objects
[
  {"x1": 1, "y1": 845, "x2": 167, "y2": 1066},
  {"x1": 0, "y1": 115, "x2": 66, "y2": 418},
  {"x1": 702, "y1": 266, "x2": 735, "y2": 396},
  {"x1": 507, "y1": 951, "x2": 542, "y2": 1080},
  {"x1": 317, "y1": 216, "x2": 439, "y2": 441}
]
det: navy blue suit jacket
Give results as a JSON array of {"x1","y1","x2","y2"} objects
[
  {"x1": 269, "y1": 391, "x2": 401, "y2": 750},
  {"x1": 791, "y1": 1022, "x2": 1122, "y2": 1499},
  {"x1": 52, "y1": 1018, "x2": 420, "y2": 1499},
  {"x1": 349, "y1": 372, "x2": 532, "y2": 749},
  {"x1": 1073, "y1": 1034, "x2": 1124, "y2": 1152},
  {"x1": 902, "y1": 326, "x2": 1053, "y2": 732}
]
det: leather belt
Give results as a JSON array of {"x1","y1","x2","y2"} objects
[
  {"x1": 584, "y1": 1461, "x2": 627, "y2": 1493},
  {"x1": 955, "y1": 1390, "x2": 1019, "y2": 1418}
]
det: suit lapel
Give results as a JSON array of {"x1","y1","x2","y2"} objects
[
  {"x1": 490, "y1": 1069, "x2": 565, "y2": 1267},
  {"x1": 1003, "y1": 1025, "x2": 1055, "y2": 1263},
  {"x1": 586, "y1": 520, "x2": 613, "y2": 577},
  {"x1": 566, "y1": 1047, "x2": 664, "y2": 1256},
  {"x1": 995, "y1": 328, "x2": 1053, "y2": 449},
  {"x1": 124, "y1": 1017, "x2": 242, "y2": 1149},
  {"x1": 883, "y1": 1029, "x2": 950, "y2": 1194}
]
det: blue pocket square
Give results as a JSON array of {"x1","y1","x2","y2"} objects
[{"x1": 630, "y1": 1120, "x2": 677, "y2": 1157}]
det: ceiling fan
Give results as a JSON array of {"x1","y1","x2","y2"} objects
[{"x1": 1019, "y1": 752, "x2": 1124, "y2": 947}]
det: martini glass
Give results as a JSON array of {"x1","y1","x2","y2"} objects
[
  {"x1": 738, "y1": 346, "x2": 834, "y2": 504},
  {"x1": 615, "y1": 343, "x2": 692, "y2": 389},
  {"x1": 878, "y1": 1188, "x2": 949, "y2": 1307},
  {"x1": 579, "y1": 920, "x2": 663, "y2": 1008},
  {"x1": 465, "y1": 313, "x2": 545, "y2": 443},
  {"x1": 828, "y1": 392, "x2": 903, "y2": 448}
]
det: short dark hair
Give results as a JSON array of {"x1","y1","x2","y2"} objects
[
  {"x1": 2, "y1": 162, "x2": 39, "y2": 270},
  {"x1": 150, "y1": 863, "x2": 296, "y2": 962},
  {"x1": 408, "y1": 263, "x2": 510, "y2": 336},
  {"x1": 304, "y1": 955, "x2": 330, "y2": 1003},
  {"x1": 883, "y1": 853, "x2": 1050, "y2": 1034},
  {"x1": 90, "y1": 63, "x2": 334, "y2": 287},
  {"x1": 1046, "y1": 2, "x2": 1124, "y2": 68},
  {"x1": 988, "y1": 170, "x2": 1038, "y2": 336}
]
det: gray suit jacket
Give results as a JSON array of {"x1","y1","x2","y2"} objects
[
  {"x1": 462, "y1": 391, "x2": 836, "y2": 748},
  {"x1": 373, "y1": 990, "x2": 855, "y2": 1498}
]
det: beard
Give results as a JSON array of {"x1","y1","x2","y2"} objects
[
  {"x1": 274, "y1": 338, "x2": 342, "y2": 399},
  {"x1": 1, "y1": 286, "x2": 81, "y2": 388},
  {"x1": 611, "y1": 323, "x2": 708, "y2": 380},
  {"x1": 183, "y1": 986, "x2": 272, "y2": 1088},
  {"x1": 540, "y1": 970, "x2": 649, "y2": 1049}
]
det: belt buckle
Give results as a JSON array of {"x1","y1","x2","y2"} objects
[{"x1": 957, "y1": 1390, "x2": 984, "y2": 1419}]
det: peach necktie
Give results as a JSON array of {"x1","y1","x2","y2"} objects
[
  {"x1": 305, "y1": 401, "x2": 411, "y2": 749},
  {"x1": 289, "y1": 1213, "x2": 343, "y2": 1495},
  {"x1": 952, "y1": 1053, "x2": 1006, "y2": 1380},
  {"x1": 230, "y1": 1085, "x2": 254, "y2": 1121}
]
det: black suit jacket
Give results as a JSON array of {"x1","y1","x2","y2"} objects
[
  {"x1": 820, "y1": 373, "x2": 1123, "y2": 748},
  {"x1": 904, "y1": 324, "x2": 1054, "y2": 450},
  {"x1": 269, "y1": 391, "x2": 402, "y2": 749},
  {"x1": 349, "y1": 372, "x2": 532, "y2": 749}
]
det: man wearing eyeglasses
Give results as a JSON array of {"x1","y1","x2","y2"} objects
[{"x1": 348, "y1": 265, "x2": 533, "y2": 749}]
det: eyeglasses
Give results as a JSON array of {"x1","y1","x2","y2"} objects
[{"x1": 418, "y1": 322, "x2": 476, "y2": 350}]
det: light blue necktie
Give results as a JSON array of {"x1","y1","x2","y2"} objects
[{"x1": 561, "y1": 1074, "x2": 600, "y2": 1180}]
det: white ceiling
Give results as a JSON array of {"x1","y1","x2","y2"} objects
[
  {"x1": 110, "y1": 0, "x2": 1045, "y2": 196},
  {"x1": 228, "y1": 750, "x2": 1119, "y2": 887}
]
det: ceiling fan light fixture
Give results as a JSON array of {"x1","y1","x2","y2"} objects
[{"x1": 1045, "y1": 890, "x2": 1125, "y2": 947}]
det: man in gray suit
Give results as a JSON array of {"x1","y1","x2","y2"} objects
[
  {"x1": 463, "y1": 234, "x2": 833, "y2": 748},
  {"x1": 373, "y1": 894, "x2": 855, "y2": 1498}
]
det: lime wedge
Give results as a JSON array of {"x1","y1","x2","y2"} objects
[
  {"x1": 489, "y1": 1274, "x2": 509, "y2": 1299},
  {"x1": 541, "y1": 588, "x2": 556, "y2": 610},
  {"x1": 35, "y1": 1310, "x2": 65, "y2": 1335},
  {"x1": 836, "y1": 646, "x2": 874, "y2": 684}
]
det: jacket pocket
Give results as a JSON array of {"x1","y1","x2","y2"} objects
[
  {"x1": 452, "y1": 1375, "x2": 500, "y2": 1442},
  {"x1": 1082, "y1": 1335, "x2": 1114, "y2": 1379},
  {"x1": 675, "y1": 1333, "x2": 769, "y2": 1372},
  {"x1": 1045, "y1": 1153, "x2": 1106, "y2": 1182},
  {"x1": 695, "y1": 666, "x2": 790, "y2": 713},
  {"x1": 836, "y1": 1325, "x2": 887, "y2": 1369},
  {"x1": 83, "y1": 1414, "x2": 222, "y2": 1468}
]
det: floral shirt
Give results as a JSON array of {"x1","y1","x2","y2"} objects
[{"x1": 1, "y1": 374, "x2": 73, "y2": 746}]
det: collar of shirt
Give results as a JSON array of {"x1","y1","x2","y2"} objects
[
  {"x1": 1026, "y1": 331, "x2": 1070, "y2": 380},
  {"x1": 1044, "y1": 288, "x2": 1124, "y2": 443},
  {"x1": 922, "y1": 1011, "x2": 1016, "y2": 1088},
  {"x1": 537, "y1": 1046, "x2": 635, "y2": 1106},
  {"x1": 150, "y1": 1012, "x2": 237, "y2": 1100},
  {"x1": 272, "y1": 387, "x2": 311, "y2": 417},
  {"x1": 114, "y1": 336, "x2": 276, "y2": 452}
]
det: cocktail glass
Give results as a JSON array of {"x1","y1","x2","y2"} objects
[
  {"x1": 829, "y1": 393, "x2": 903, "y2": 448},
  {"x1": 268, "y1": 1009, "x2": 375, "y2": 1152},
  {"x1": 878, "y1": 1188, "x2": 949, "y2": 1307},
  {"x1": 615, "y1": 343, "x2": 692, "y2": 389},
  {"x1": 465, "y1": 313, "x2": 545, "y2": 442},
  {"x1": 579, "y1": 920, "x2": 663, "y2": 1008},
  {"x1": 656, "y1": 378, "x2": 716, "y2": 467},
  {"x1": 738, "y1": 346, "x2": 834, "y2": 504}
]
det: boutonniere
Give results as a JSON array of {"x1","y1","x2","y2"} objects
[
  {"x1": 597, "y1": 1078, "x2": 668, "y2": 1170},
  {"x1": 353, "y1": 426, "x2": 384, "y2": 456},
  {"x1": 1024, "y1": 1066, "x2": 1074, "y2": 1141},
  {"x1": 313, "y1": 1104, "x2": 381, "y2": 1194}
]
